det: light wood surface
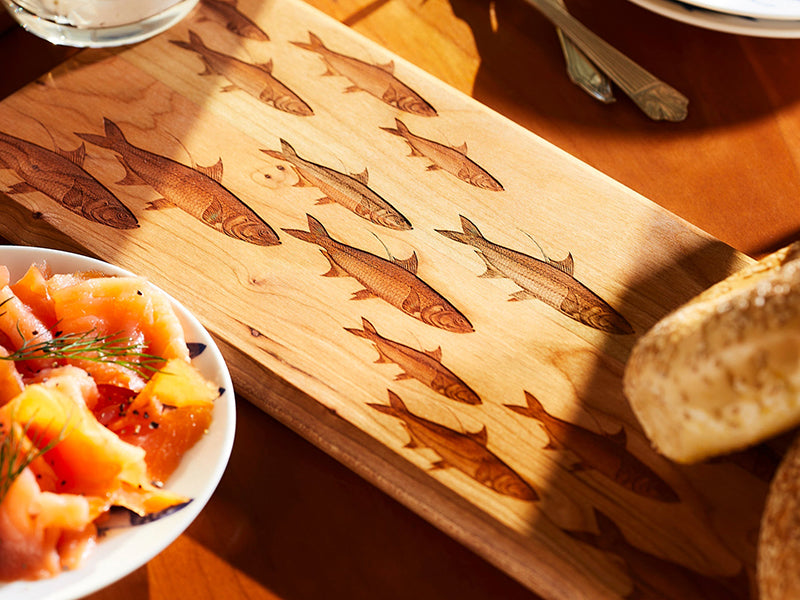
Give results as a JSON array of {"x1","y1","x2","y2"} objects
[{"x1": 1, "y1": 1, "x2": 800, "y2": 598}]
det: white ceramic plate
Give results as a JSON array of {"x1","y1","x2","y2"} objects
[
  {"x1": 675, "y1": 0, "x2": 800, "y2": 20},
  {"x1": 0, "y1": 246, "x2": 236, "y2": 600},
  {"x1": 628, "y1": 0, "x2": 800, "y2": 37}
]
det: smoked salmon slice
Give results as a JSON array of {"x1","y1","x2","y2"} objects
[
  {"x1": 0, "y1": 261, "x2": 218, "y2": 582},
  {"x1": 0, "y1": 467, "x2": 95, "y2": 581}
]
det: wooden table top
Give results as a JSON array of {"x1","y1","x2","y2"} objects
[{"x1": 2, "y1": 0, "x2": 800, "y2": 598}]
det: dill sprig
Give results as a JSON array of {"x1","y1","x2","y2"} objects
[
  {"x1": 0, "y1": 412, "x2": 66, "y2": 504},
  {"x1": 0, "y1": 327, "x2": 165, "y2": 378}
]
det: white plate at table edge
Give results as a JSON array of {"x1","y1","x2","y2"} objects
[
  {"x1": 674, "y1": 0, "x2": 800, "y2": 21},
  {"x1": 628, "y1": 0, "x2": 800, "y2": 37},
  {"x1": 0, "y1": 245, "x2": 236, "y2": 600}
]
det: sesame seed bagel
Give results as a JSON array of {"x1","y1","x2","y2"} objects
[{"x1": 623, "y1": 242, "x2": 800, "y2": 464}]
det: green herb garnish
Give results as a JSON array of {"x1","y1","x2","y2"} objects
[
  {"x1": 0, "y1": 297, "x2": 164, "y2": 377},
  {"x1": 0, "y1": 327, "x2": 165, "y2": 378},
  {"x1": 0, "y1": 413, "x2": 66, "y2": 504}
]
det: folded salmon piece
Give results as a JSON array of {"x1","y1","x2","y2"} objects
[
  {"x1": 0, "y1": 366, "x2": 190, "y2": 580},
  {"x1": 0, "y1": 263, "x2": 214, "y2": 582},
  {"x1": 109, "y1": 358, "x2": 217, "y2": 484},
  {"x1": 1, "y1": 377, "x2": 188, "y2": 510},
  {"x1": 48, "y1": 274, "x2": 190, "y2": 362},
  {"x1": 0, "y1": 467, "x2": 96, "y2": 581},
  {"x1": 27, "y1": 365, "x2": 101, "y2": 411},
  {"x1": 10, "y1": 263, "x2": 57, "y2": 328},
  {"x1": 0, "y1": 345, "x2": 24, "y2": 407},
  {"x1": 40, "y1": 275, "x2": 190, "y2": 392},
  {"x1": 0, "y1": 282, "x2": 54, "y2": 375}
]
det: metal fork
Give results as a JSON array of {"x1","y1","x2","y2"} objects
[
  {"x1": 554, "y1": 0, "x2": 614, "y2": 104},
  {"x1": 525, "y1": 0, "x2": 688, "y2": 121}
]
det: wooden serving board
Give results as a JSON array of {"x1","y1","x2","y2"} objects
[{"x1": 0, "y1": 1, "x2": 770, "y2": 597}]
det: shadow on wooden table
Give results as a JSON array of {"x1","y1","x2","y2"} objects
[
  {"x1": 0, "y1": 27, "x2": 771, "y2": 600},
  {"x1": 0, "y1": 12, "x2": 539, "y2": 600},
  {"x1": 0, "y1": 11, "x2": 79, "y2": 100},
  {"x1": 525, "y1": 234, "x2": 769, "y2": 599},
  {"x1": 85, "y1": 395, "x2": 539, "y2": 600},
  {"x1": 441, "y1": 0, "x2": 800, "y2": 258},
  {"x1": 0, "y1": 2, "x2": 793, "y2": 598},
  {"x1": 447, "y1": 0, "x2": 800, "y2": 130},
  {"x1": 0, "y1": 13, "x2": 549, "y2": 597},
  {"x1": 194, "y1": 400, "x2": 540, "y2": 600}
]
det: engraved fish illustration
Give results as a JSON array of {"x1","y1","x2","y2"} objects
[
  {"x1": 170, "y1": 31, "x2": 314, "y2": 117},
  {"x1": 436, "y1": 215, "x2": 633, "y2": 334},
  {"x1": 712, "y1": 445, "x2": 782, "y2": 483},
  {"x1": 505, "y1": 391, "x2": 678, "y2": 502},
  {"x1": 199, "y1": 0, "x2": 269, "y2": 41},
  {"x1": 369, "y1": 390, "x2": 537, "y2": 501},
  {"x1": 261, "y1": 138, "x2": 411, "y2": 230},
  {"x1": 345, "y1": 317, "x2": 481, "y2": 404},
  {"x1": 291, "y1": 32, "x2": 437, "y2": 117},
  {"x1": 0, "y1": 130, "x2": 138, "y2": 229},
  {"x1": 567, "y1": 510, "x2": 748, "y2": 600},
  {"x1": 75, "y1": 118, "x2": 280, "y2": 246},
  {"x1": 283, "y1": 214, "x2": 472, "y2": 333},
  {"x1": 381, "y1": 119, "x2": 503, "y2": 191}
]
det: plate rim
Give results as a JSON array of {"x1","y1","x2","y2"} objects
[
  {"x1": 628, "y1": 0, "x2": 800, "y2": 37},
  {"x1": 670, "y1": 0, "x2": 800, "y2": 21}
]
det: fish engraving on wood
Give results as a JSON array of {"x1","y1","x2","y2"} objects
[
  {"x1": 369, "y1": 390, "x2": 537, "y2": 501},
  {"x1": 436, "y1": 215, "x2": 633, "y2": 334},
  {"x1": 566, "y1": 510, "x2": 749, "y2": 600},
  {"x1": 711, "y1": 445, "x2": 783, "y2": 483},
  {"x1": 283, "y1": 214, "x2": 473, "y2": 333},
  {"x1": 170, "y1": 31, "x2": 314, "y2": 117},
  {"x1": 261, "y1": 138, "x2": 411, "y2": 230},
  {"x1": 345, "y1": 317, "x2": 481, "y2": 404},
  {"x1": 381, "y1": 119, "x2": 504, "y2": 191},
  {"x1": 0, "y1": 130, "x2": 138, "y2": 229},
  {"x1": 75, "y1": 118, "x2": 280, "y2": 246},
  {"x1": 199, "y1": 0, "x2": 269, "y2": 41},
  {"x1": 291, "y1": 32, "x2": 437, "y2": 117},
  {"x1": 505, "y1": 391, "x2": 679, "y2": 503}
]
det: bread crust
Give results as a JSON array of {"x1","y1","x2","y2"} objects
[
  {"x1": 758, "y1": 433, "x2": 800, "y2": 600},
  {"x1": 623, "y1": 243, "x2": 800, "y2": 463}
]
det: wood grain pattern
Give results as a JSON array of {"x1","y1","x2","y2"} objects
[
  {"x1": 350, "y1": 0, "x2": 800, "y2": 259},
  {"x1": 0, "y1": 1, "x2": 772, "y2": 598}
]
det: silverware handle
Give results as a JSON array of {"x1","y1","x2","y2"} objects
[
  {"x1": 526, "y1": 0, "x2": 688, "y2": 121},
  {"x1": 556, "y1": 28, "x2": 614, "y2": 103},
  {"x1": 553, "y1": 0, "x2": 613, "y2": 104}
]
